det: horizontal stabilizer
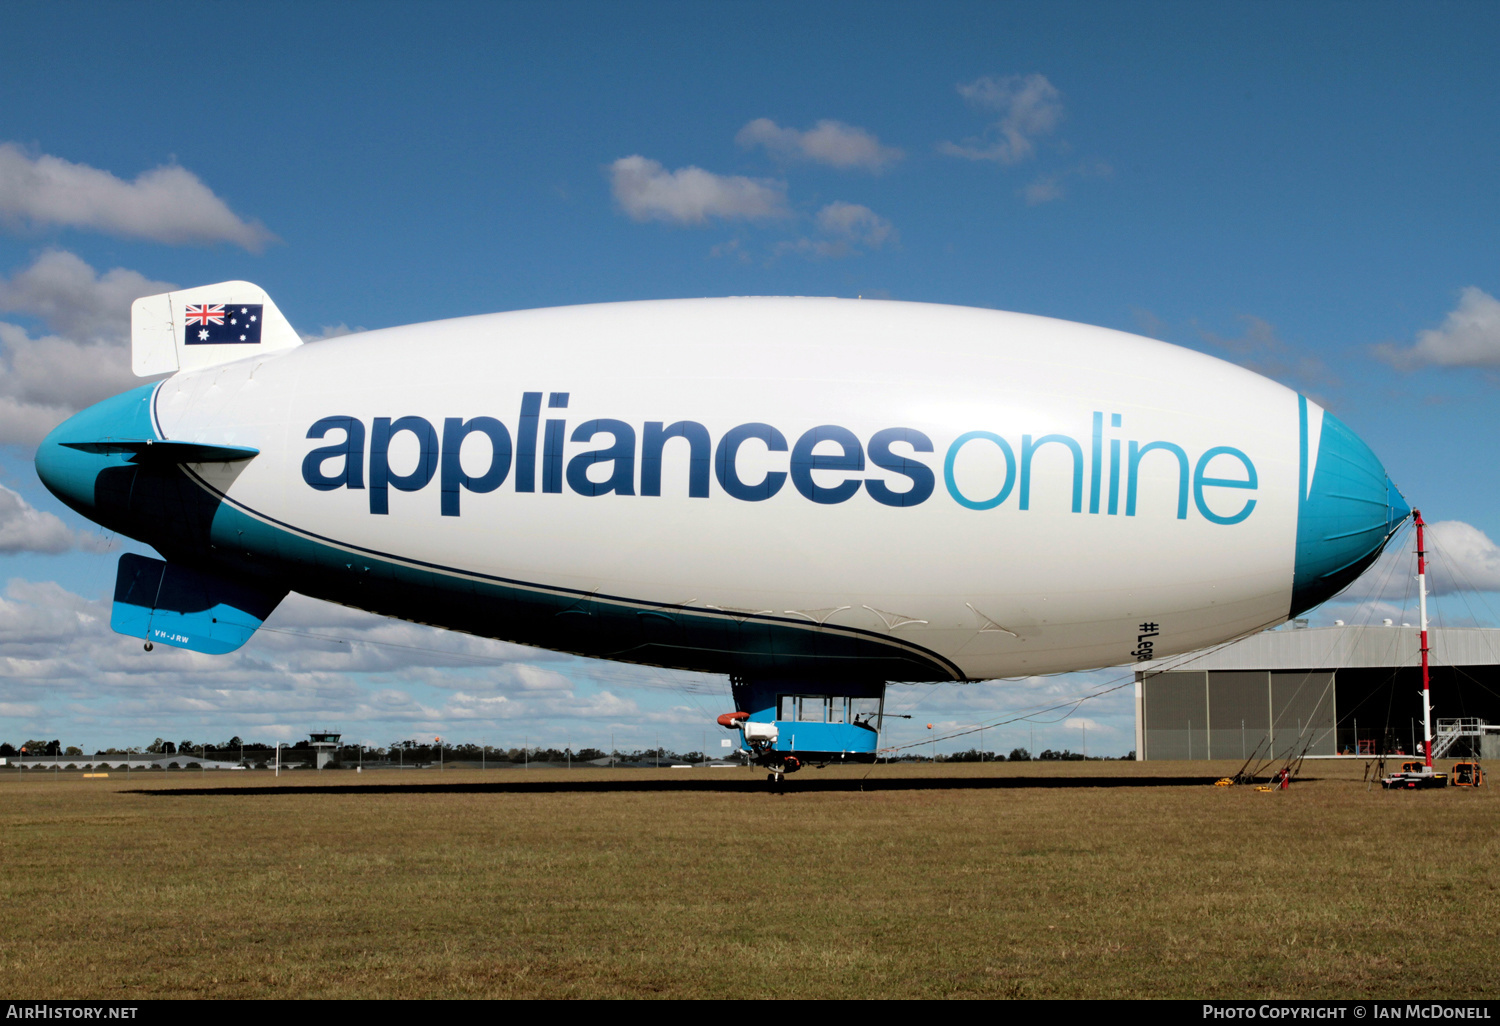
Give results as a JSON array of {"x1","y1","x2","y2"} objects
[
  {"x1": 63, "y1": 439, "x2": 259, "y2": 463},
  {"x1": 132, "y1": 280, "x2": 301, "y2": 377},
  {"x1": 111, "y1": 553, "x2": 286, "y2": 655}
]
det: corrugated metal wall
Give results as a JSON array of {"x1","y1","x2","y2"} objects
[
  {"x1": 1142, "y1": 671, "x2": 1208, "y2": 759},
  {"x1": 1141, "y1": 669, "x2": 1337, "y2": 760}
]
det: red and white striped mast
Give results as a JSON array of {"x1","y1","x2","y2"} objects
[{"x1": 1415, "y1": 510, "x2": 1433, "y2": 768}]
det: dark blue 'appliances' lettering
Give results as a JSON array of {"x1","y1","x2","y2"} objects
[
  {"x1": 715, "y1": 423, "x2": 788, "y2": 501},
  {"x1": 440, "y1": 417, "x2": 512, "y2": 517},
  {"x1": 369, "y1": 416, "x2": 438, "y2": 515},
  {"x1": 542, "y1": 392, "x2": 569, "y2": 494},
  {"x1": 514, "y1": 392, "x2": 542, "y2": 493},
  {"x1": 302, "y1": 416, "x2": 365, "y2": 491},
  {"x1": 641, "y1": 421, "x2": 710, "y2": 498},
  {"x1": 567, "y1": 419, "x2": 636, "y2": 496},
  {"x1": 865, "y1": 428, "x2": 934, "y2": 507},
  {"x1": 790, "y1": 425, "x2": 864, "y2": 504}
]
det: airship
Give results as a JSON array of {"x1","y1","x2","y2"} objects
[{"x1": 34, "y1": 281, "x2": 1409, "y2": 779}]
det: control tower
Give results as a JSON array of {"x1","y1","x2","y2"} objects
[{"x1": 309, "y1": 731, "x2": 342, "y2": 770}]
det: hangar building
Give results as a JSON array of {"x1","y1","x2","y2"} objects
[{"x1": 1134, "y1": 624, "x2": 1500, "y2": 761}]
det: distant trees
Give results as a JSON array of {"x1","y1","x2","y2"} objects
[
  {"x1": 4, "y1": 734, "x2": 1087, "y2": 767},
  {"x1": 945, "y1": 749, "x2": 1003, "y2": 763}
]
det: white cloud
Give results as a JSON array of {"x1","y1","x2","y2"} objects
[
  {"x1": 940, "y1": 73, "x2": 1064, "y2": 165},
  {"x1": 772, "y1": 238, "x2": 846, "y2": 259},
  {"x1": 301, "y1": 323, "x2": 366, "y2": 343},
  {"x1": 1423, "y1": 520, "x2": 1500, "y2": 594},
  {"x1": 609, "y1": 155, "x2": 789, "y2": 225},
  {"x1": 735, "y1": 118, "x2": 903, "y2": 171},
  {"x1": 0, "y1": 321, "x2": 140, "y2": 446},
  {"x1": 708, "y1": 238, "x2": 750, "y2": 263},
  {"x1": 775, "y1": 202, "x2": 896, "y2": 260},
  {"x1": 1196, "y1": 313, "x2": 1338, "y2": 393},
  {"x1": 1062, "y1": 716, "x2": 1115, "y2": 734},
  {"x1": 1375, "y1": 287, "x2": 1500, "y2": 369},
  {"x1": 0, "y1": 143, "x2": 276, "y2": 251},
  {"x1": 0, "y1": 577, "x2": 676, "y2": 749},
  {"x1": 1022, "y1": 161, "x2": 1112, "y2": 205},
  {"x1": 1023, "y1": 176, "x2": 1065, "y2": 205},
  {"x1": 1333, "y1": 520, "x2": 1500, "y2": 605},
  {"x1": 816, "y1": 201, "x2": 893, "y2": 248},
  {"x1": 0, "y1": 484, "x2": 111, "y2": 554},
  {"x1": 0, "y1": 574, "x2": 1143, "y2": 755},
  {"x1": 0, "y1": 248, "x2": 173, "y2": 342},
  {"x1": 0, "y1": 250, "x2": 169, "y2": 446}
]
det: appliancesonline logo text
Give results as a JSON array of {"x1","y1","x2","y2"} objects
[{"x1": 301, "y1": 392, "x2": 1259, "y2": 525}]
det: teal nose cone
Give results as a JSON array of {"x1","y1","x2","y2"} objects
[
  {"x1": 1385, "y1": 475, "x2": 1411, "y2": 535},
  {"x1": 1291, "y1": 396, "x2": 1411, "y2": 616},
  {"x1": 35, "y1": 383, "x2": 160, "y2": 517}
]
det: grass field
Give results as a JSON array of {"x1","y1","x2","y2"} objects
[{"x1": 1, "y1": 759, "x2": 1495, "y2": 999}]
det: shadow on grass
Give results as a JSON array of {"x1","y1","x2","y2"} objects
[{"x1": 124, "y1": 774, "x2": 1233, "y2": 797}]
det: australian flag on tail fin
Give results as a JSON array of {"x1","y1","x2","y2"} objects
[{"x1": 184, "y1": 303, "x2": 263, "y2": 345}]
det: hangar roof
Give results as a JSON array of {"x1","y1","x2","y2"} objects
[{"x1": 1138, "y1": 625, "x2": 1500, "y2": 674}]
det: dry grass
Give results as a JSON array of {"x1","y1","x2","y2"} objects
[{"x1": 0, "y1": 759, "x2": 1495, "y2": 999}]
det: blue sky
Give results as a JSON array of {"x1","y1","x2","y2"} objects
[{"x1": 2, "y1": 0, "x2": 1498, "y2": 756}]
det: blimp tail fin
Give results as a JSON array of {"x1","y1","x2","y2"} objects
[
  {"x1": 110, "y1": 553, "x2": 287, "y2": 655},
  {"x1": 131, "y1": 281, "x2": 302, "y2": 377}
]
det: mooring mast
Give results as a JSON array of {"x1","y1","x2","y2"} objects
[{"x1": 1416, "y1": 510, "x2": 1433, "y2": 768}]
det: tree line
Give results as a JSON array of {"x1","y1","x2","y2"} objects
[
  {"x1": 882, "y1": 747, "x2": 1135, "y2": 762},
  {"x1": 2, "y1": 738, "x2": 1134, "y2": 763},
  {"x1": 0, "y1": 737, "x2": 710, "y2": 765}
]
